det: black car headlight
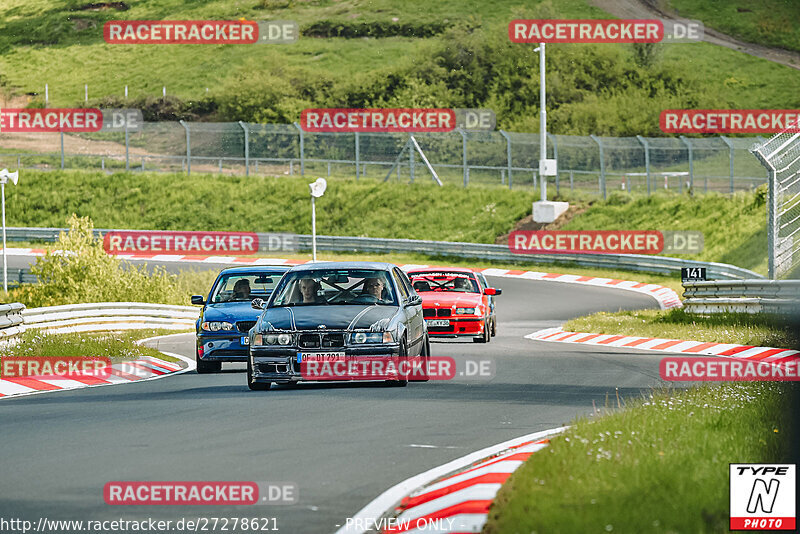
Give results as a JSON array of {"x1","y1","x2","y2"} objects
[
  {"x1": 201, "y1": 321, "x2": 234, "y2": 332},
  {"x1": 254, "y1": 333, "x2": 295, "y2": 346},
  {"x1": 351, "y1": 332, "x2": 394, "y2": 344}
]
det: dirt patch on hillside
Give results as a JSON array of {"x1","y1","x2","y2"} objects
[{"x1": 495, "y1": 203, "x2": 590, "y2": 245}]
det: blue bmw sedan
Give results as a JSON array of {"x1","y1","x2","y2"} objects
[{"x1": 192, "y1": 265, "x2": 291, "y2": 373}]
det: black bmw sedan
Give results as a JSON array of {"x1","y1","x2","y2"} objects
[{"x1": 247, "y1": 262, "x2": 430, "y2": 390}]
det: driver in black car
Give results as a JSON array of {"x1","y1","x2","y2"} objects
[{"x1": 362, "y1": 276, "x2": 387, "y2": 301}]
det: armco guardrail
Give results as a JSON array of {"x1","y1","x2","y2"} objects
[
  {"x1": 7, "y1": 226, "x2": 763, "y2": 280},
  {"x1": 683, "y1": 280, "x2": 800, "y2": 314},
  {"x1": 0, "y1": 303, "x2": 26, "y2": 338},
  {"x1": 23, "y1": 302, "x2": 199, "y2": 334}
]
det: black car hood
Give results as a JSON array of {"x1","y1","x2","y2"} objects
[{"x1": 260, "y1": 305, "x2": 397, "y2": 331}]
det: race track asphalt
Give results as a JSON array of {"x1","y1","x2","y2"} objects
[{"x1": 0, "y1": 258, "x2": 666, "y2": 533}]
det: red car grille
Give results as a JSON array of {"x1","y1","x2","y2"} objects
[{"x1": 423, "y1": 308, "x2": 451, "y2": 317}]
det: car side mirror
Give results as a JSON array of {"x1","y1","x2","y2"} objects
[
  {"x1": 484, "y1": 288, "x2": 501, "y2": 296},
  {"x1": 406, "y1": 295, "x2": 422, "y2": 307},
  {"x1": 251, "y1": 298, "x2": 266, "y2": 310},
  {"x1": 191, "y1": 295, "x2": 205, "y2": 305}
]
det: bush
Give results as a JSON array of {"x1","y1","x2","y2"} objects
[{"x1": 8, "y1": 214, "x2": 212, "y2": 307}]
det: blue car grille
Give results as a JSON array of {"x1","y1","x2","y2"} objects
[{"x1": 237, "y1": 321, "x2": 257, "y2": 333}]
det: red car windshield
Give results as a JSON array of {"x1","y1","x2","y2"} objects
[{"x1": 410, "y1": 272, "x2": 480, "y2": 294}]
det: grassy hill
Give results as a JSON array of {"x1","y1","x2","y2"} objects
[
  {"x1": 0, "y1": 0, "x2": 798, "y2": 136},
  {"x1": 667, "y1": 0, "x2": 800, "y2": 53},
  {"x1": 4, "y1": 169, "x2": 769, "y2": 274}
]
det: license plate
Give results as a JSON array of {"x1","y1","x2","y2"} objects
[
  {"x1": 297, "y1": 351, "x2": 346, "y2": 363},
  {"x1": 427, "y1": 319, "x2": 450, "y2": 327},
  {"x1": 241, "y1": 336, "x2": 249, "y2": 345}
]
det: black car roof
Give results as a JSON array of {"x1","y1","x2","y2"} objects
[{"x1": 286, "y1": 261, "x2": 397, "y2": 272}]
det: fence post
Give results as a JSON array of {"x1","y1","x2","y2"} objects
[
  {"x1": 179, "y1": 120, "x2": 190, "y2": 175},
  {"x1": 680, "y1": 135, "x2": 693, "y2": 193},
  {"x1": 408, "y1": 135, "x2": 416, "y2": 183},
  {"x1": 547, "y1": 133, "x2": 558, "y2": 195},
  {"x1": 355, "y1": 132, "x2": 360, "y2": 180},
  {"x1": 499, "y1": 130, "x2": 512, "y2": 189},
  {"x1": 124, "y1": 121, "x2": 130, "y2": 171},
  {"x1": 570, "y1": 170, "x2": 574, "y2": 192},
  {"x1": 590, "y1": 135, "x2": 606, "y2": 199},
  {"x1": 720, "y1": 135, "x2": 734, "y2": 193},
  {"x1": 293, "y1": 122, "x2": 305, "y2": 176},
  {"x1": 457, "y1": 128, "x2": 468, "y2": 187},
  {"x1": 752, "y1": 147, "x2": 778, "y2": 279},
  {"x1": 239, "y1": 121, "x2": 249, "y2": 177},
  {"x1": 60, "y1": 131, "x2": 65, "y2": 169},
  {"x1": 636, "y1": 135, "x2": 650, "y2": 196}
]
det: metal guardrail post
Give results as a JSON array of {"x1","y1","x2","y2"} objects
[
  {"x1": 293, "y1": 122, "x2": 305, "y2": 176},
  {"x1": 590, "y1": 135, "x2": 606, "y2": 199},
  {"x1": 680, "y1": 135, "x2": 693, "y2": 193},
  {"x1": 720, "y1": 135, "x2": 734, "y2": 193},
  {"x1": 239, "y1": 121, "x2": 249, "y2": 177},
  {"x1": 499, "y1": 130, "x2": 512, "y2": 189},
  {"x1": 457, "y1": 128, "x2": 468, "y2": 187},
  {"x1": 60, "y1": 131, "x2": 65, "y2": 169},
  {"x1": 355, "y1": 132, "x2": 360, "y2": 180},
  {"x1": 636, "y1": 135, "x2": 650, "y2": 196},
  {"x1": 179, "y1": 120, "x2": 190, "y2": 175}
]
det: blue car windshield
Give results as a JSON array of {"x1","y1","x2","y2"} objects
[
  {"x1": 270, "y1": 269, "x2": 397, "y2": 307},
  {"x1": 210, "y1": 273, "x2": 282, "y2": 303}
]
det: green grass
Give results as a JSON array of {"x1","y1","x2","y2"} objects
[
  {"x1": 560, "y1": 188, "x2": 769, "y2": 275},
  {"x1": 484, "y1": 381, "x2": 792, "y2": 534},
  {"x1": 2, "y1": 170, "x2": 771, "y2": 277},
  {"x1": 668, "y1": 0, "x2": 800, "y2": 53},
  {"x1": 5, "y1": 170, "x2": 535, "y2": 244},
  {"x1": 2, "y1": 329, "x2": 181, "y2": 364},
  {"x1": 564, "y1": 308, "x2": 798, "y2": 349},
  {"x1": 0, "y1": 0, "x2": 798, "y2": 136}
]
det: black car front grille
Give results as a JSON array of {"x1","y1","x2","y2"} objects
[
  {"x1": 423, "y1": 309, "x2": 435, "y2": 318},
  {"x1": 299, "y1": 333, "x2": 346, "y2": 348},
  {"x1": 424, "y1": 308, "x2": 452, "y2": 317},
  {"x1": 437, "y1": 309, "x2": 451, "y2": 317},
  {"x1": 237, "y1": 321, "x2": 257, "y2": 333}
]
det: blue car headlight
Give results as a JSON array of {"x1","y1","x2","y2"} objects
[
  {"x1": 201, "y1": 321, "x2": 234, "y2": 332},
  {"x1": 351, "y1": 332, "x2": 394, "y2": 344}
]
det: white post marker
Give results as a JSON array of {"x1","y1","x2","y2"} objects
[
  {"x1": 309, "y1": 178, "x2": 327, "y2": 262},
  {"x1": 0, "y1": 169, "x2": 20, "y2": 293},
  {"x1": 532, "y1": 42, "x2": 567, "y2": 223}
]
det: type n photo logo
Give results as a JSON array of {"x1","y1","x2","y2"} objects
[{"x1": 730, "y1": 464, "x2": 796, "y2": 530}]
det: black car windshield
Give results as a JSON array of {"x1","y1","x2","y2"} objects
[
  {"x1": 210, "y1": 272, "x2": 282, "y2": 303},
  {"x1": 270, "y1": 269, "x2": 397, "y2": 306},
  {"x1": 409, "y1": 272, "x2": 480, "y2": 293}
]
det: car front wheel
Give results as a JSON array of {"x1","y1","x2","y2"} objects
[
  {"x1": 247, "y1": 359, "x2": 271, "y2": 391},
  {"x1": 196, "y1": 353, "x2": 222, "y2": 374}
]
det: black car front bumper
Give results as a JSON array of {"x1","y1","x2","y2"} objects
[{"x1": 249, "y1": 343, "x2": 402, "y2": 382}]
